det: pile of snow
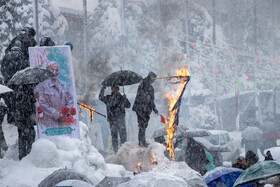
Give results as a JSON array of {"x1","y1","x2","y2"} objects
[
  {"x1": 0, "y1": 122, "x2": 128, "y2": 186},
  {"x1": 106, "y1": 142, "x2": 207, "y2": 186},
  {"x1": 0, "y1": 121, "x2": 207, "y2": 186}
]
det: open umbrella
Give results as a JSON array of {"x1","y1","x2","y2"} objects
[
  {"x1": 95, "y1": 176, "x2": 131, "y2": 187},
  {"x1": 102, "y1": 70, "x2": 142, "y2": 86},
  {"x1": 0, "y1": 84, "x2": 13, "y2": 94},
  {"x1": 8, "y1": 66, "x2": 55, "y2": 85},
  {"x1": 234, "y1": 161, "x2": 280, "y2": 186},
  {"x1": 241, "y1": 126, "x2": 263, "y2": 141},
  {"x1": 204, "y1": 167, "x2": 244, "y2": 187}
]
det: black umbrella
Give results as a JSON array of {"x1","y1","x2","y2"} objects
[
  {"x1": 0, "y1": 84, "x2": 13, "y2": 94},
  {"x1": 8, "y1": 66, "x2": 55, "y2": 85},
  {"x1": 95, "y1": 176, "x2": 131, "y2": 187},
  {"x1": 102, "y1": 70, "x2": 142, "y2": 86}
]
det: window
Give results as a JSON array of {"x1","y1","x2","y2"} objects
[
  {"x1": 225, "y1": 133, "x2": 231, "y2": 142},
  {"x1": 220, "y1": 135, "x2": 226, "y2": 146},
  {"x1": 204, "y1": 135, "x2": 219, "y2": 145}
]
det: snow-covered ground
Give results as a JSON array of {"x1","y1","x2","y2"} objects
[
  {"x1": 2, "y1": 114, "x2": 280, "y2": 186},
  {"x1": 0, "y1": 119, "x2": 207, "y2": 187}
]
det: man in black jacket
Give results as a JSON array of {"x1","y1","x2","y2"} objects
[
  {"x1": 15, "y1": 84, "x2": 36, "y2": 160},
  {"x1": 5, "y1": 27, "x2": 37, "y2": 61},
  {"x1": 132, "y1": 72, "x2": 158, "y2": 147},
  {"x1": 1, "y1": 42, "x2": 27, "y2": 84},
  {"x1": 184, "y1": 138, "x2": 208, "y2": 175},
  {"x1": 1, "y1": 42, "x2": 27, "y2": 124},
  {"x1": 2, "y1": 27, "x2": 36, "y2": 124},
  {"x1": 99, "y1": 85, "x2": 131, "y2": 154}
]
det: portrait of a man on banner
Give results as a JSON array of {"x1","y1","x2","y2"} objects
[{"x1": 29, "y1": 46, "x2": 80, "y2": 140}]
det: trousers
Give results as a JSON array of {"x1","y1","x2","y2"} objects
[
  {"x1": 109, "y1": 117, "x2": 126, "y2": 154},
  {"x1": 136, "y1": 112, "x2": 150, "y2": 146}
]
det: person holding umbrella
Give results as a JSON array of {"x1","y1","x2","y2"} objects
[
  {"x1": 99, "y1": 85, "x2": 131, "y2": 154},
  {"x1": 8, "y1": 65, "x2": 56, "y2": 159},
  {"x1": 132, "y1": 72, "x2": 158, "y2": 147},
  {"x1": 1, "y1": 40, "x2": 26, "y2": 124},
  {"x1": 184, "y1": 137, "x2": 208, "y2": 175},
  {"x1": 15, "y1": 83, "x2": 37, "y2": 160}
]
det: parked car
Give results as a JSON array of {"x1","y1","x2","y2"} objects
[{"x1": 201, "y1": 130, "x2": 241, "y2": 163}]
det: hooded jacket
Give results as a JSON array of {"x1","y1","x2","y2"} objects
[
  {"x1": 132, "y1": 72, "x2": 157, "y2": 114},
  {"x1": 99, "y1": 89, "x2": 131, "y2": 122},
  {"x1": 204, "y1": 151, "x2": 216, "y2": 171},
  {"x1": 245, "y1": 150, "x2": 259, "y2": 167},
  {"x1": 5, "y1": 32, "x2": 36, "y2": 61},
  {"x1": 1, "y1": 47, "x2": 27, "y2": 83}
]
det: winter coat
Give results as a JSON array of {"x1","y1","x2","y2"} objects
[
  {"x1": 99, "y1": 89, "x2": 131, "y2": 122},
  {"x1": 245, "y1": 150, "x2": 259, "y2": 167},
  {"x1": 1, "y1": 47, "x2": 27, "y2": 84},
  {"x1": 14, "y1": 85, "x2": 36, "y2": 127},
  {"x1": 204, "y1": 151, "x2": 216, "y2": 171},
  {"x1": 132, "y1": 73, "x2": 157, "y2": 115},
  {"x1": 184, "y1": 138, "x2": 208, "y2": 174},
  {"x1": 5, "y1": 33, "x2": 36, "y2": 61}
]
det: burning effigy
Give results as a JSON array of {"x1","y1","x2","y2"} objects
[{"x1": 162, "y1": 66, "x2": 191, "y2": 159}]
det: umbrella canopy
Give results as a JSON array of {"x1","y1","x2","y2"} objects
[
  {"x1": 0, "y1": 84, "x2": 13, "y2": 94},
  {"x1": 204, "y1": 167, "x2": 243, "y2": 187},
  {"x1": 95, "y1": 176, "x2": 131, "y2": 187},
  {"x1": 241, "y1": 126, "x2": 263, "y2": 141},
  {"x1": 102, "y1": 70, "x2": 142, "y2": 86},
  {"x1": 234, "y1": 161, "x2": 280, "y2": 186},
  {"x1": 8, "y1": 66, "x2": 55, "y2": 85},
  {"x1": 152, "y1": 126, "x2": 167, "y2": 139}
]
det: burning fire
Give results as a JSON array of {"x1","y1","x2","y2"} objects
[
  {"x1": 164, "y1": 66, "x2": 190, "y2": 160},
  {"x1": 79, "y1": 102, "x2": 96, "y2": 121},
  {"x1": 151, "y1": 154, "x2": 158, "y2": 165},
  {"x1": 137, "y1": 162, "x2": 142, "y2": 171}
]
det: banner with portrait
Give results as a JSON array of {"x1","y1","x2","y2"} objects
[{"x1": 29, "y1": 46, "x2": 80, "y2": 140}]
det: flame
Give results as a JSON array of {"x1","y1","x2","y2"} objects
[
  {"x1": 164, "y1": 66, "x2": 190, "y2": 160},
  {"x1": 137, "y1": 162, "x2": 141, "y2": 170},
  {"x1": 79, "y1": 102, "x2": 96, "y2": 121},
  {"x1": 151, "y1": 154, "x2": 158, "y2": 165}
]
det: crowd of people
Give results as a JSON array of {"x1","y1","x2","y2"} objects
[
  {"x1": 0, "y1": 26, "x2": 159, "y2": 160},
  {"x1": 99, "y1": 71, "x2": 158, "y2": 153},
  {"x1": 0, "y1": 26, "x2": 73, "y2": 160}
]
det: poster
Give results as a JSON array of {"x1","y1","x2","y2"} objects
[{"x1": 29, "y1": 46, "x2": 80, "y2": 139}]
